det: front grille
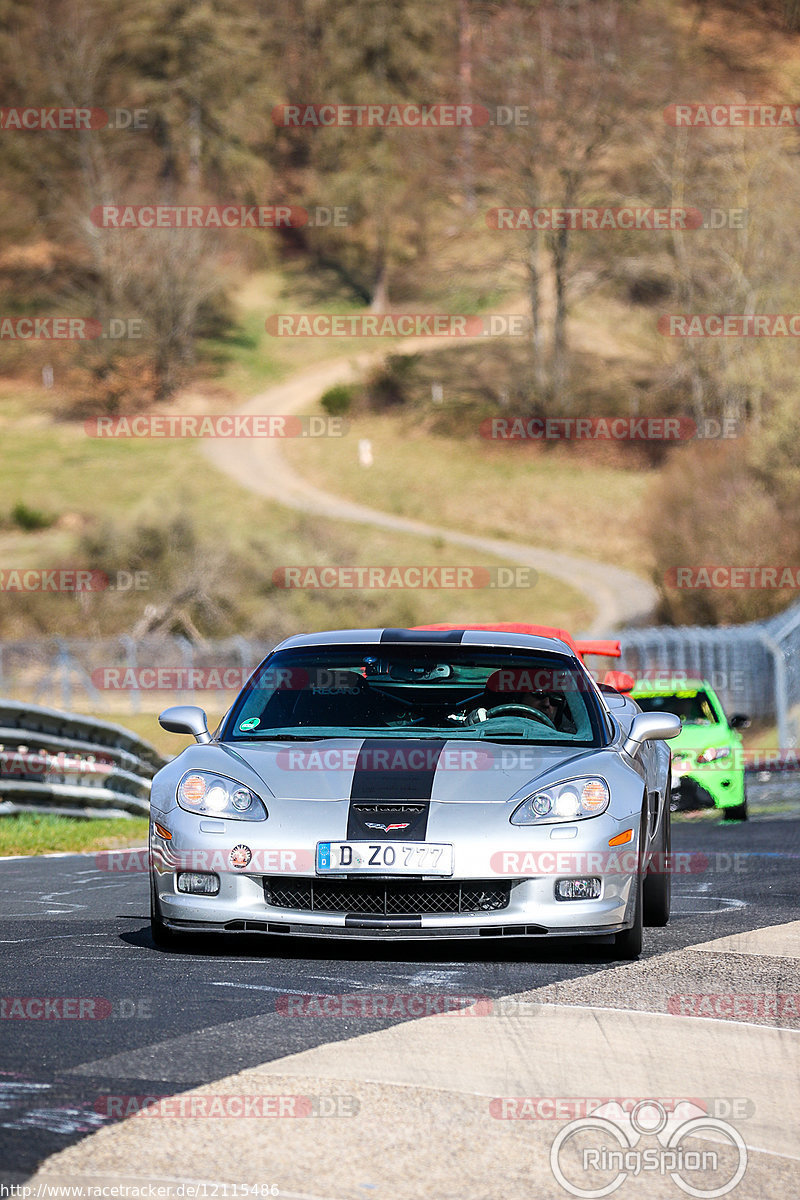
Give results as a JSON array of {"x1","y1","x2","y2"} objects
[{"x1": 263, "y1": 877, "x2": 510, "y2": 916}]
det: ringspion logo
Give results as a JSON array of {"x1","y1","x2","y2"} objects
[{"x1": 549, "y1": 1100, "x2": 747, "y2": 1198}]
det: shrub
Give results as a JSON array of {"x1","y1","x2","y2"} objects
[
  {"x1": 320, "y1": 384, "x2": 353, "y2": 416},
  {"x1": 10, "y1": 501, "x2": 55, "y2": 530}
]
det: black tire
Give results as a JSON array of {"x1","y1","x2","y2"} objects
[
  {"x1": 643, "y1": 798, "x2": 671, "y2": 927},
  {"x1": 612, "y1": 809, "x2": 645, "y2": 959},
  {"x1": 722, "y1": 798, "x2": 748, "y2": 821}
]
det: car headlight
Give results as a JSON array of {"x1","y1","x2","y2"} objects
[
  {"x1": 696, "y1": 746, "x2": 731, "y2": 764},
  {"x1": 511, "y1": 777, "x2": 610, "y2": 825},
  {"x1": 177, "y1": 771, "x2": 267, "y2": 820}
]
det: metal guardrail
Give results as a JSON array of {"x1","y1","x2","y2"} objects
[
  {"x1": 0, "y1": 699, "x2": 165, "y2": 819},
  {"x1": 618, "y1": 599, "x2": 800, "y2": 749},
  {"x1": 3, "y1": 599, "x2": 800, "y2": 768}
]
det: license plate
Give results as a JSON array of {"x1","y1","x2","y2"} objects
[{"x1": 316, "y1": 841, "x2": 453, "y2": 875}]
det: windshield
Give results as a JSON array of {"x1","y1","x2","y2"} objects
[
  {"x1": 223, "y1": 644, "x2": 605, "y2": 746},
  {"x1": 635, "y1": 690, "x2": 718, "y2": 725}
]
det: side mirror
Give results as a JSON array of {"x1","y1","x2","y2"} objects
[
  {"x1": 729, "y1": 713, "x2": 751, "y2": 730},
  {"x1": 623, "y1": 711, "x2": 681, "y2": 758},
  {"x1": 159, "y1": 705, "x2": 212, "y2": 744}
]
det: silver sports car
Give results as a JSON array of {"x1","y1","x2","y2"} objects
[{"x1": 149, "y1": 626, "x2": 680, "y2": 958}]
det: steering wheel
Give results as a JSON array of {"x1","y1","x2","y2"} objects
[{"x1": 466, "y1": 703, "x2": 556, "y2": 729}]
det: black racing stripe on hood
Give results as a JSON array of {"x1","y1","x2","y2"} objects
[
  {"x1": 379, "y1": 628, "x2": 465, "y2": 643},
  {"x1": 349, "y1": 739, "x2": 447, "y2": 799},
  {"x1": 346, "y1": 738, "x2": 446, "y2": 839}
]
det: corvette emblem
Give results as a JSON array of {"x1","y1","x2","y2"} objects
[{"x1": 364, "y1": 822, "x2": 410, "y2": 832}]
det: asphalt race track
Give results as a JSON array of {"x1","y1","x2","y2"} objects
[{"x1": 1, "y1": 804, "x2": 799, "y2": 1199}]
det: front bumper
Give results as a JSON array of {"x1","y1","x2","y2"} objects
[
  {"x1": 161, "y1": 916, "x2": 628, "y2": 941},
  {"x1": 152, "y1": 850, "x2": 636, "y2": 941},
  {"x1": 671, "y1": 767, "x2": 744, "y2": 810},
  {"x1": 150, "y1": 784, "x2": 648, "y2": 941}
]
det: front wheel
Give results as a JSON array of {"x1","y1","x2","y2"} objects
[
  {"x1": 644, "y1": 797, "x2": 671, "y2": 927},
  {"x1": 722, "y1": 781, "x2": 748, "y2": 822},
  {"x1": 612, "y1": 809, "x2": 646, "y2": 959},
  {"x1": 613, "y1": 871, "x2": 643, "y2": 959}
]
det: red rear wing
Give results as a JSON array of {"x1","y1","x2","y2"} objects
[{"x1": 574, "y1": 639, "x2": 622, "y2": 659}]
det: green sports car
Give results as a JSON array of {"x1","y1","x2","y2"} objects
[{"x1": 631, "y1": 679, "x2": 750, "y2": 821}]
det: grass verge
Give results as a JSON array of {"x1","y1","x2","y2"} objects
[{"x1": 0, "y1": 812, "x2": 149, "y2": 857}]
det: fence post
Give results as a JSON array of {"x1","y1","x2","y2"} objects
[{"x1": 756, "y1": 630, "x2": 792, "y2": 749}]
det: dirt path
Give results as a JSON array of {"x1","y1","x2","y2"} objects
[{"x1": 203, "y1": 338, "x2": 658, "y2": 635}]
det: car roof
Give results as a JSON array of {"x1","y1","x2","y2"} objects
[
  {"x1": 632, "y1": 678, "x2": 710, "y2": 694},
  {"x1": 413, "y1": 623, "x2": 621, "y2": 663},
  {"x1": 272, "y1": 627, "x2": 580, "y2": 657}
]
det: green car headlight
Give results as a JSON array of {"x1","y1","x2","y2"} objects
[
  {"x1": 696, "y1": 747, "x2": 732, "y2": 764},
  {"x1": 511, "y1": 777, "x2": 610, "y2": 825}
]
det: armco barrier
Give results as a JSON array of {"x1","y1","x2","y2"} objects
[
  {"x1": 0, "y1": 699, "x2": 164, "y2": 818},
  {"x1": 618, "y1": 599, "x2": 800, "y2": 749},
  {"x1": 1, "y1": 599, "x2": 799, "y2": 763}
]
